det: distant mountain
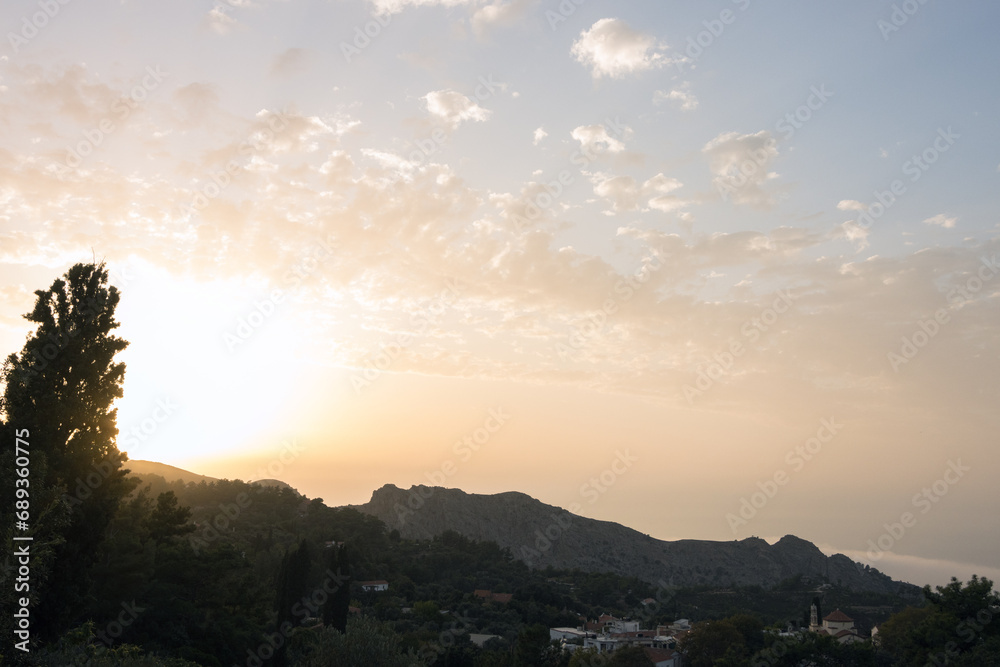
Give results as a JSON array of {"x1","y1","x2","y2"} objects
[
  {"x1": 126, "y1": 459, "x2": 218, "y2": 485},
  {"x1": 357, "y1": 484, "x2": 920, "y2": 596},
  {"x1": 126, "y1": 459, "x2": 300, "y2": 495}
]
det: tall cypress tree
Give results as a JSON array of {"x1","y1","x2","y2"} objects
[
  {"x1": 0, "y1": 262, "x2": 135, "y2": 639},
  {"x1": 275, "y1": 539, "x2": 312, "y2": 628},
  {"x1": 322, "y1": 543, "x2": 351, "y2": 633}
]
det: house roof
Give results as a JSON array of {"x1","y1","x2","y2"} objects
[
  {"x1": 644, "y1": 647, "x2": 678, "y2": 662},
  {"x1": 824, "y1": 609, "x2": 853, "y2": 623}
]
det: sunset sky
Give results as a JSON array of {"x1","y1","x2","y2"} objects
[{"x1": 1, "y1": 0, "x2": 998, "y2": 589}]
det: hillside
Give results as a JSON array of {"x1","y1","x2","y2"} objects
[
  {"x1": 125, "y1": 458, "x2": 218, "y2": 485},
  {"x1": 356, "y1": 483, "x2": 920, "y2": 596},
  {"x1": 126, "y1": 459, "x2": 300, "y2": 494}
]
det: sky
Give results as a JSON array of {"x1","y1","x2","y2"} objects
[{"x1": 1, "y1": 0, "x2": 998, "y2": 590}]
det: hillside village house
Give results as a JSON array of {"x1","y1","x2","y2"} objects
[
  {"x1": 359, "y1": 580, "x2": 389, "y2": 592},
  {"x1": 644, "y1": 647, "x2": 682, "y2": 667},
  {"x1": 809, "y1": 602, "x2": 864, "y2": 643},
  {"x1": 473, "y1": 589, "x2": 512, "y2": 603},
  {"x1": 550, "y1": 614, "x2": 681, "y2": 666}
]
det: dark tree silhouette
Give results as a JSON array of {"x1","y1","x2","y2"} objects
[
  {"x1": 275, "y1": 538, "x2": 312, "y2": 628},
  {"x1": 0, "y1": 261, "x2": 135, "y2": 641},
  {"x1": 146, "y1": 490, "x2": 194, "y2": 543},
  {"x1": 322, "y1": 543, "x2": 352, "y2": 633}
]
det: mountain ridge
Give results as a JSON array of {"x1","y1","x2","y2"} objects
[
  {"x1": 122, "y1": 461, "x2": 919, "y2": 596},
  {"x1": 355, "y1": 483, "x2": 920, "y2": 596},
  {"x1": 126, "y1": 459, "x2": 299, "y2": 494}
]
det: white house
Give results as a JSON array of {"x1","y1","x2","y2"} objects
[
  {"x1": 359, "y1": 580, "x2": 389, "y2": 592},
  {"x1": 550, "y1": 628, "x2": 589, "y2": 642},
  {"x1": 607, "y1": 619, "x2": 639, "y2": 633},
  {"x1": 583, "y1": 636, "x2": 622, "y2": 653},
  {"x1": 815, "y1": 609, "x2": 863, "y2": 644}
]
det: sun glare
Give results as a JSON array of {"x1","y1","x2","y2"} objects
[{"x1": 113, "y1": 260, "x2": 310, "y2": 463}]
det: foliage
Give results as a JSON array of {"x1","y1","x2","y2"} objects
[
  {"x1": 681, "y1": 617, "x2": 748, "y2": 667},
  {"x1": 513, "y1": 623, "x2": 567, "y2": 666},
  {"x1": 287, "y1": 616, "x2": 417, "y2": 667},
  {"x1": 0, "y1": 262, "x2": 135, "y2": 647},
  {"x1": 751, "y1": 630, "x2": 876, "y2": 666},
  {"x1": 876, "y1": 576, "x2": 999, "y2": 666},
  {"x1": 569, "y1": 646, "x2": 652, "y2": 667}
]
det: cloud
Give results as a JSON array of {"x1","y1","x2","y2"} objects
[
  {"x1": 471, "y1": 0, "x2": 535, "y2": 37},
  {"x1": 532, "y1": 127, "x2": 547, "y2": 145},
  {"x1": 370, "y1": 0, "x2": 474, "y2": 15},
  {"x1": 571, "y1": 124, "x2": 629, "y2": 155},
  {"x1": 207, "y1": 6, "x2": 237, "y2": 34},
  {"x1": 18, "y1": 64, "x2": 121, "y2": 126},
  {"x1": 3, "y1": 63, "x2": 999, "y2": 441},
  {"x1": 270, "y1": 48, "x2": 311, "y2": 77},
  {"x1": 654, "y1": 86, "x2": 698, "y2": 111},
  {"x1": 423, "y1": 90, "x2": 492, "y2": 129},
  {"x1": 703, "y1": 130, "x2": 779, "y2": 208},
  {"x1": 924, "y1": 213, "x2": 957, "y2": 228},
  {"x1": 571, "y1": 18, "x2": 667, "y2": 79},
  {"x1": 837, "y1": 200, "x2": 867, "y2": 212},
  {"x1": 591, "y1": 172, "x2": 685, "y2": 213},
  {"x1": 838, "y1": 221, "x2": 871, "y2": 250}
]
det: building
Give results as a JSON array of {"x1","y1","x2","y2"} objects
[
  {"x1": 809, "y1": 606, "x2": 864, "y2": 644},
  {"x1": 359, "y1": 580, "x2": 389, "y2": 592},
  {"x1": 643, "y1": 647, "x2": 682, "y2": 667},
  {"x1": 808, "y1": 599, "x2": 823, "y2": 632},
  {"x1": 584, "y1": 614, "x2": 639, "y2": 634},
  {"x1": 550, "y1": 628, "x2": 589, "y2": 642},
  {"x1": 473, "y1": 589, "x2": 512, "y2": 603},
  {"x1": 583, "y1": 635, "x2": 622, "y2": 653}
]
